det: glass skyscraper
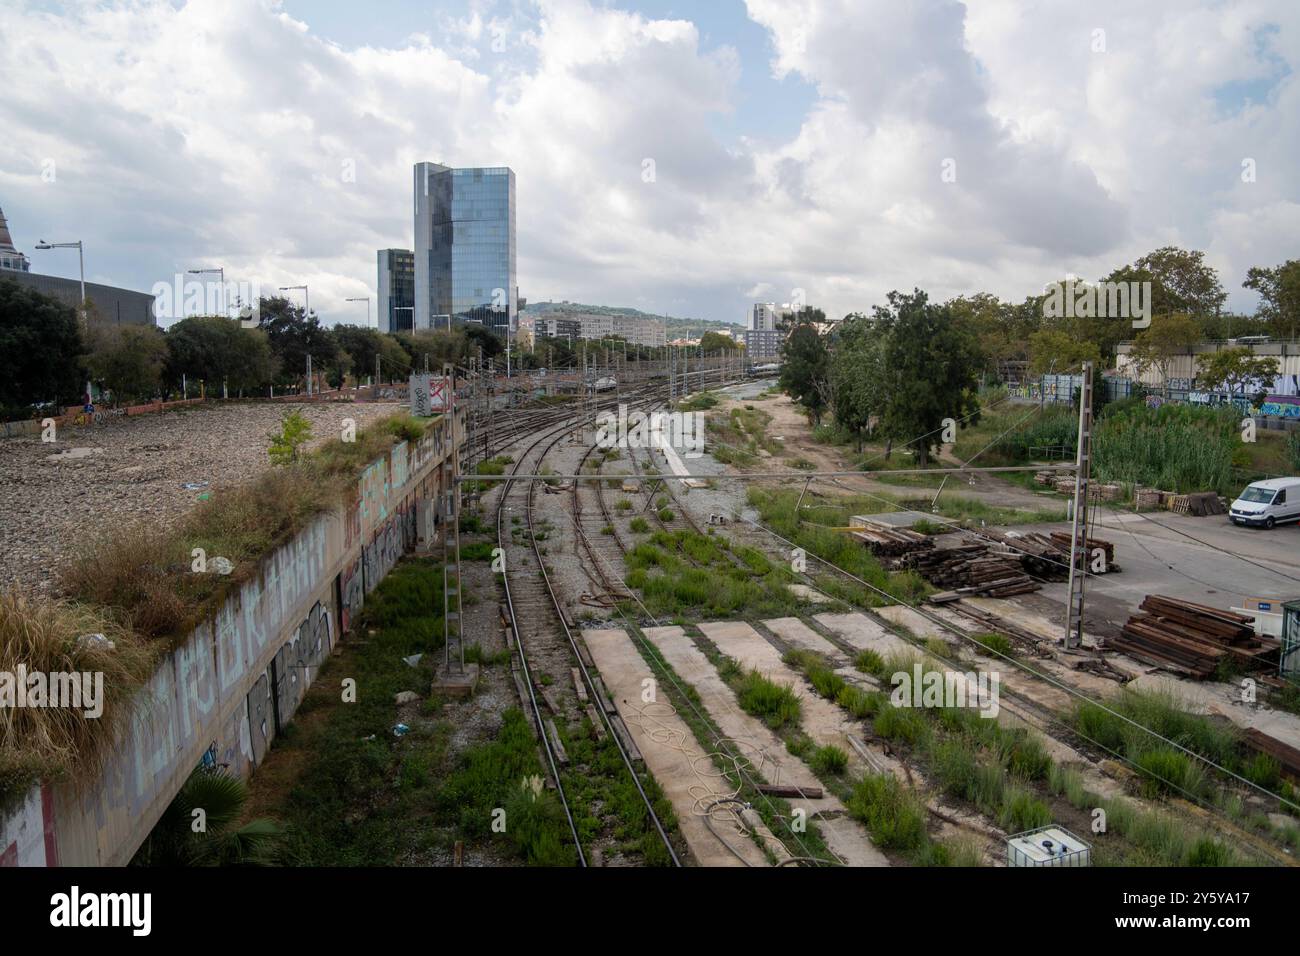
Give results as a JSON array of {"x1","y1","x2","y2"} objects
[
  {"x1": 414, "y1": 162, "x2": 516, "y2": 337},
  {"x1": 377, "y1": 248, "x2": 415, "y2": 333}
]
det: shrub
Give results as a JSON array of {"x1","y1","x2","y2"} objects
[
  {"x1": 629, "y1": 517, "x2": 650, "y2": 534},
  {"x1": 810, "y1": 745, "x2": 849, "y2": 775},
  {"x1": 846, "y1": 774, "x2": 929, "y2": 851},
  {"x1": 736, "y1": 670, "x2": 802, "y2": 729}
]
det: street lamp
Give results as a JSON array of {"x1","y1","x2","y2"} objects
[
  {"x1": 34, "y1": 239, "x2": 85, "y2": 317},
  {"x1": 279, "y1": 285, "x2": 309, "y2": 318},
  {"x1": 188, "y1": 267, "x2": 225, "y2": 316},
  {"x1": 346, "y1": 296, "x2": 371, "y2": 326}
]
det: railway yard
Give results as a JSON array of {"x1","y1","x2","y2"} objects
[
  {"x1": 9, "y1": 370, "x2": 1300, "y2": 869},
  {"x1": 272, "y1": 372, "x2": 1300, "y2": 868}
]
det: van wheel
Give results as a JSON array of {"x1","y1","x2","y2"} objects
[{"x1": 1265, "y1": 516, "x2": 1276, "y2": 529}]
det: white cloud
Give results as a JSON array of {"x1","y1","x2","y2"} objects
[{"x1": 0, "y1": 0, "x2": 1296, "y2": 326}]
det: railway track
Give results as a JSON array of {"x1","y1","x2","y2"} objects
[{"x1": 492, "y1": 386, "x2": 682, "y2": 867}]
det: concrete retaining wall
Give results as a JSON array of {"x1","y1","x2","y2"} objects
[{"x1": 0, "y1": 410, "x2": 463, "y2": 866}]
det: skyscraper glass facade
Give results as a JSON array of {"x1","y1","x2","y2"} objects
[
  {"x1": 377, "y1": 248, "x2": 415, "y2": 333},
  {"x1": 415, "y1": 163, "x2": 516, "y2": 336}
]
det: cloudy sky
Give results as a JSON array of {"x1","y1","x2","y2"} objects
[{"x1": 0, "y1": 0, "x2": 1296, "y2": 327}]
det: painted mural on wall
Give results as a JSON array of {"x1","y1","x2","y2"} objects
[{"x1": 341, "y1": 555, "x2": 364, "y2": 634}]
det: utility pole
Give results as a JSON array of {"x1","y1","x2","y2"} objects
[
  {"x1": 442, "y1": 363, "x2": 464, "y2": 675},
  {"x1": 375, "y1": 353, "x2": 381, "y2": 388},
  {"x1": 1063, "y1": 360, "x2": 1094, "y2": 651}
]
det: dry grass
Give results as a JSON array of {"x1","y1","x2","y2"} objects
[
  {"x1": 57, "y1": 413, "x2": 434, "y2": 644},
  {"x1": 0, "y1": 590, "x2": 158, "y2": 810}
]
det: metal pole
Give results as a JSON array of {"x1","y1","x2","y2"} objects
[{"x1": 1064, "y1": 361, "x2": 1094, "y2": 650}]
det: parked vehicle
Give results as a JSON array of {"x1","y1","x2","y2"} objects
[{"x1": 1229, "y1": 478, "x2": 1300, "y2": 528}]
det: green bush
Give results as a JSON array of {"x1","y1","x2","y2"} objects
[
  {"x1": 736, "y1": 670, "x2": 802, "y2": 729},
  {"x1": 810, "y1": 745, "x2": 849, "y2": 776},
  {"x1": 846, "y1": 774, "x2": 929, "y2": 851}
]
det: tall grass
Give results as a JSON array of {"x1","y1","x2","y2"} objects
[
  {"x1": 1093, "y1": 403, "x2": 1241, "y2": 495},
  {"x1": 0, "y1": 590, "x2": 158, "y2": 811},
  {"x1": 735, "y1": 670, "x2": 802, "y2": 729}
]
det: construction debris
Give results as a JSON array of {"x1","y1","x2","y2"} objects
[{"x1": 1110, "y1": 595, "x2": 1280, "y2": 679}]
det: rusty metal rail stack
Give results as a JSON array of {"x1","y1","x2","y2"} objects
[{"x1": 1111, "y1": 595, "x2": 1280, "y2": 679}]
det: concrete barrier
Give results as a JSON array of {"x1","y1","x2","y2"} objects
[{"x1": 0, "y1": 410, "x2": 464, "y2": 866}]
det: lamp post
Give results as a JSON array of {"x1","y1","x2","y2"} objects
[
  {"x1": 279, "y1": 284, "x2": 309, "y2": 318},
  {"x1": 34, "y1": 239, "x2": 85, "y2": 320},
  {"x1": 346, "y1": 296, "x2": 371, "y2": 327},
  {"x1": 188, "y1": 266, "x2": 225, "y2": 316}
]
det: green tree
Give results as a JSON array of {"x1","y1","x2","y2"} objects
[
  {"x1": 1243, "y1": 259, "x2": 1300, "y2": 340},
  {"x1": 84, "y1": 324, "x2": 168, "y2": 402},
  {"x1": 268, "y1": 410, "x2": 314, "y2": 465},
  {"x1": 699, "y1": 330, "x2": 740, "y2": 352},
  {"x1": 0, "y1": 279, "x2": 86, "y2": 416},
  {"x1": 1132, "y1": 246, "x2": 1227, "y2": 318},
  {"x1": 256, "y1": 295, "x2": 339, "y2": 386},
  {"x1": 779, "y1": 320, "x2": 830, "y2": 425},
  {"x1": 1128, "y1": 313, "x2": 1201, "y2": 396},
  {"x1": 1027, "y1": 328, "x2": 1101, "y2": 376},
  {"x1": 873, "y1": 289, "x2": 983, "y2": 466},
  {"x1": 164, "y1": 315, "x2": 277, "y2": 397},
  {"x1": 1195, "y1": 347, "x2": 1280, "y2": 399},
  {"x1": 829, "y1": 315, "x2": 886, "y2": 450}
]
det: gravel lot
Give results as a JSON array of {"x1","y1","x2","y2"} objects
[{"x1": 0, "y1": 401, "x2": 405, "y2": 592}]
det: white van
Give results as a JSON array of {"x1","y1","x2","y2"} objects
[{"x1": 1229, "y1": 478, "x2": 1300, "y2": 528}]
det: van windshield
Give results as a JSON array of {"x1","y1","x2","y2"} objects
[{"x1": 1240, "y1": 487, "x2": 1277, "y2": 504}]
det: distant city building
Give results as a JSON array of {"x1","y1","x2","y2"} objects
[
  {"x1": 741, "y1": 328, "x2": 780, "y2": 358},
  {"x1": 533, "y1": 316, "x2": 583, "y2": 344},
  {"x1": 750, "y1": 302, "x2": 778, "y2": 331},
  {"x1": 414, "y1": 162, "x2": 517, "y2": 338},
  {"x1": 533, "y1": 313, "x2": 667, "y2": 348},
  {"x1": 0, "y1": 207, "x2": 30, "y2": 273},
  {"x1": 0, "y1": 204, "x2": 153, "y2": 324},
  {"x1": 378, "y1": 248, "x2": 415, "y2": 333}
]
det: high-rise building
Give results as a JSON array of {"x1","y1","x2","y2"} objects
[
  {"x1": 750, "y1": 302, "x2": 777, "y2": 331},
  {"x1": 0, "y1": 206, "x2": 31, "y2": 273},
  {"x1": 414, "y1": 162, "x2": 516, "y2": 337},
  {"x1": 377, "y1": 248, "x2": 415, "y2": 333}
]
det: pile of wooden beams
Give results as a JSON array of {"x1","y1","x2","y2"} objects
[
  {"x1": 1110, "y1": 595, "x2": 1279, "y2": 679},
  {"x1": 850, "y1": 524, "x2": 934, "y2": 561},
  {"x1": 1047, "y1": 531, "x2": 1119, "y2": 573},
  {"x1": 907, "y1": 543, "x2": 1040, "y2": 597}
]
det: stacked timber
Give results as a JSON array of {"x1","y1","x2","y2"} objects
[
  {"x1": 982, "y1": 529, "x2": 1071, "y2": 581},
  {"x1": 1088, "y1": 483, "x2": 1125, "y2": 502},
  {"x1": 1167, "y1": 492, "x2": 1227, "y2": 516},
  {"x1": 1110, "y1": 595, "x2": 1279, "y2": 679},
  {"x1": 1135, "y1": 488, "x2": 1164, "y2": 510},
  {"x1": 1034, "y1": 471, "x2": 1066, "y2": 487},
  {"x1": 908, "y1": 542, "x2": 1040, "y2": 597},
  {"x1": 850, "y1": 524, "x2": 935, "y2": 561},
  {"x1": 1047, "y1": 531, "x2": 1119, "y2": 573},
  {"x1": 1242, "y1": 728, "x2": 1300, "y2": 784}
]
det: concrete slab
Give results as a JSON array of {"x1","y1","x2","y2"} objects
[
  {"x1": 875, "y1": 605, "x2": 953, "y2": 643},
  {"x1": 581, "y1": 627, "x2": 768, "y2": 868},
  {"x1": 698, "y1": 621, "x2": 869, "y2": 777},
  {"x1": 763, "y1": 617, "x2": 846, "y2": 661},
  {"x1": 789, "y1": 583, "x2": 830, "y2": 603},
  {"x1": 643, "y1": 625, "x2": 887, "y2": 866},
  {"x1": 814, "y1": 611, "x2": 915, "y2": 659}
]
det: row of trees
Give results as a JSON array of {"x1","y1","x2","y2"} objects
[
  {"x1": 946, "y1": 247, "x2": 1300, "y2": 378},
  {"x1": 0, "y1": 285, "x2": 513, "y2": 415},
  {"x1": 781, "y1": 289, "x2": 983, "y2": 465}
]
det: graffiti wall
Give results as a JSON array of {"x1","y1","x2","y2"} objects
[{"x1": 1, "y1": 409, "x2": 463, "y2": 866}]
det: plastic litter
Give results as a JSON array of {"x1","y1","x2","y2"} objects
[{"x1": 392, "y1": 723, "x2": 410, "y2": 737}]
